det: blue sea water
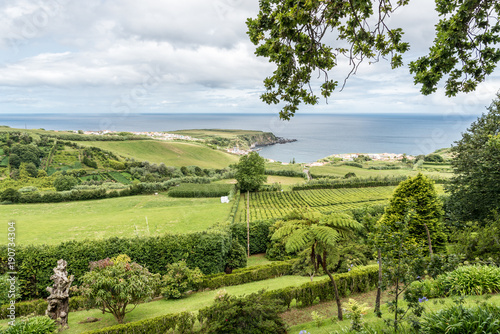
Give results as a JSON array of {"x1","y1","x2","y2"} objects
[{"x1": 0, "y1": 113, "x2": 478, "y2": 163}]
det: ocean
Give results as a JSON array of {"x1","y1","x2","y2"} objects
[{"x1": 0, "y1": 113, "x2": 478, "y2": 163}]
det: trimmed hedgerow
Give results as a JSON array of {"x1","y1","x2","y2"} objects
[
  {"x1": 168, "y1": 183, "x2": 233, "y2": 198},
  {"x1": 0, "y1": 296, "x2": 87, "y2": 319},
  {"x1": 197, "y1": 261, "x2": 293, "y2": 290},
  {"x1": 231, "y1": 219, "x2": 275, "y2": 255}
]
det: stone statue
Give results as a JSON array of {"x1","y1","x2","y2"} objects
[{"x1": 46, "y1": 259, "x2": 74, "y2": 329}]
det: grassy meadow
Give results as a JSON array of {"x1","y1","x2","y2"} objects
[
  {"x1": 1, "y1": 194, "x2": 233, "y2": 245},
  {"x1": 79, "y1": 140, "x2": 239, "y2": 168}
]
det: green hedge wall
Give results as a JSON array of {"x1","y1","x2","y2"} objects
[
  {"x1": 197, "y1": 261, "x2": 293, "y2": 290},
  {"x1": 0, "y1": 230, "x2": 231, "y2": 300},
  {"x1": 231, "y1": 220, "x2": 275, "y2": 255},
  {"x1": 168, "y1": 183, "x2": 233, "y2": 198}
]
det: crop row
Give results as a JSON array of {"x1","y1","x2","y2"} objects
[{"x1": 237, "y1": 186, "x2": 394, "y2": 222}]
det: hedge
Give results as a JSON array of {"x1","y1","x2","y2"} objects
[
  {"x1": 83, "y1": 312, "x2": 197, "y2": 334},
  {"x1": 197, "y1": 261, "x2": 293, "y2": 290},
  {"x1": 0, "y1": 296, "x2": 87, "y2": 319},
  {"x1": 231, "y1": 220, "x2": 275, "y2": 255},
  {"x1": 168, "y1": 183, "x2": 233, "y2": 198},
  {"x1": 265, "y1": 169, "x2": 307, "y2": 178},
  {"x1": 0, "y1": 230, "x2": 232, "y2": 300},
  {"x1": 81, "y1": 265, "x2": 378, "y2": 334}
]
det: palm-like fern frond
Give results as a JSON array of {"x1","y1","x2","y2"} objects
[
  {"x1": 321, "y1": 213, "x2": 362, "y2": 239},
  {"x1": 311, "y1": 225, "x2": 340, "y2": 248},
  {"x1": 285, "y1": 228, "x2": 313, "y2": 253}
]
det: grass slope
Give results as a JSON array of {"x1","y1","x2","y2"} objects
[
  {"x1": 79, "y1": 140, "x2": 239, "y2": 168},
  {"x1": 1, "y1": 194, "x2": 232, "y2": 245}
]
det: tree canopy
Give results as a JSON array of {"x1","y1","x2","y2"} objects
[
  {"x1": 447, "y1": 94, "x2": 500, "y2": 223},
  {"x1": 247, "y1": 0, "x2": 500, "y2": 119},
  {"x1": 234, "y1": 152, "x2": 267, "y2": 192}
]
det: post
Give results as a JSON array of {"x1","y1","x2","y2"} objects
[{"x1": 247, "y1": 190, "x2": 250, "y2": 257}]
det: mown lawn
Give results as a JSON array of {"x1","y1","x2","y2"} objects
[
  {"x1": 1, "y1": 194, "x2": 233, "y2": 245},
  {"x1": 79, "y1": 140, "x2": 239, "y2": 168}
]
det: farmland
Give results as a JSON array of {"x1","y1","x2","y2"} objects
[
  {"x1": 78, "y1": 140, "x2": 239, "y2": 168},
  {"x1": 0, "y1": 194, "x2": 233, "y2": 245}
]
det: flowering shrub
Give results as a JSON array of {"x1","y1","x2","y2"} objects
[{"x1": 80, "y1": 254, "x2": 161, "y2": 323}]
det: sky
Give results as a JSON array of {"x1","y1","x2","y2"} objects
[{"x1": 0, "y1": 0, "x2": 499, "y2": 117}]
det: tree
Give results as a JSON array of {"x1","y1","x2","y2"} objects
[
  {"x1": 378, "y1": 173, "x2": 446, "y2": 254},
  {"x1": 447, "y1": 95, "x2": 500, "y2": 222},
  {"x1": 424, "y1": 154, "x2": 444, "y2": 163},
  {"x1": 271, "y1": 210, "x2": 362, "y2": 320},
  {"x1": 80, "y1": 255, "x2": 160, "y2": 324},
  {"x1": 247, "y1": 1, "x2": 500, "y2": 119},
  {"x1": 234, "y1": 152, "x2": 267, "y2": 192}
]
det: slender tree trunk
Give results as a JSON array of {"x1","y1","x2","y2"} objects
[
  {"x1": 247, "y1": 190, "x2": 250, "y2": 257},
  {"x1": 423, "y1": 223, "x2": 433, "y2": 255},
  {"x1": 321, "y1": 261, "x2": 343, "y2": 320},
  {"x1": 374, "y1": 248, "x2": 382, "y2": 316}
]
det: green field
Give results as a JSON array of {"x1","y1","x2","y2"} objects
[
  {"x1": 79, "y1": 140, "x2": 239, "y2": 168},
  {"x1": 1, "y1": 194, "x2": 233, "y2": 245}
]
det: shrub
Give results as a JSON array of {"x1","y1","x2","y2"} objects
[
  {"x1": 2, "y1": 316, "x2": 57, "y2": 334},
  {"x1": 224, "y1": 240, "x2": 247, "y2": 273},
  {"x1": 197, "y1": 290, "x2": 287, "y2": 334},
  {"x1": 80, "y1": 255, "x2": 161, "y2": 324},
  {"x1": 53, "y1": 175, "x2": 78, "y2": 191},
  {"x1": 0, "y1": 273, "x2": 20, "y2": 306},
  {"x1": 420, "y1": 303, "x2": 500, "y2": 334},
  {"x1": 161, "y1": 260, "x2": 203, "y2": 299},
  {"x1": 438, "y1": 265, "x2": 500, "y2": 296}
]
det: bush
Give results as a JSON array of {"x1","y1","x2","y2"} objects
[
  {"x1": 197, "y1": 290, "x2": 287, "y2": 334},
  {"x1": 53, "y1": 175, "x2": 78, "y2": 191},
  {"x1": 420, "y1": 303, "x2": 500, "y2": 334},
  {"x1": 161, "y1": 260, "x2": 203, "y2": 299},
  {"x1": 408, "y1": 265, "x2": 500, "y2": 299},
  {"x1": 224, "y1": 240, "x2": 247, "y2": 273},
  {"x1": 0, "y1": 274, "x2": 20, "y2": 306},
  {"x1": 80, "y1": 255, "x2": 161, "y2": 324},
  {"x1": 231, "y1": 220, "x2": 274, "y2": 255},
  {"x1": 2, "y1": 316, "x2": 57, "y2": 334}
]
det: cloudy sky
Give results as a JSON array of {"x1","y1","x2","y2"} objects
[{"x1": 0, "y1": 0, "x2": 498, "y2": 117}]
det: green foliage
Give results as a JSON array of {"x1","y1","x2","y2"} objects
[
  {"x1": 447, "y1": 95, "x2": 500, "y2": 222},
  {"x1": 343, "y1": 298, "x2": 371, "y2": 332},
  {"x1": 378, "y1": 173, "x2": 446, "y2": 254},
  {"x1": 2, "y1": 316, "x2": 57, "y2": 334},
  {"x1": 311, "y1": 310, "x2": 324, "y2": 327},
  {"x1": 0, "y1": 296, "x2": 91, "y2": 320},
  {"x1": 225, "y1": 240, "x2": 247, "y2": 272},
  {"x1": 197, "y1": 290, "x2": 287, "y2": 334},
  {"x1": 419, "y1": 265, "x2": 500, "y2": 298},
  {"x1": 80, "y1": 255, "x2": 161, "y2": 324},
  {"x1": 161, "y1": 260, "x2": 203, "y2": 299},
  {"x1": 0, "y1": 274, "x2": 20, "y2": 306},
  {"x1": 419, "y1": 303, "x2": 500, "y2": 334},
  {"x1": 235, "y1": 152, "x2": 267, "y2": 192},
  {"x1": 82, "y1": 311, "x2": 196, "y2": 334},
  {"x1": 53, "y1": 175, "x2": 78, "y2": 191},
  {"x1": 424, "y1": 154, "x2": 444, "y2": 163},
  {"x1": 231, "y1": 220, "x2": 274, "y2": 255},
  {"x1": 248, "y1": 0, "x2": 499, "y2": 119},
  {"x1": 292, "y1": 175, "x2": 411, "y2": 190},
  {"x1": 449, "y1": 218, "x2": 500, "y2": 264},
  {"x1": 10, "y1": 144, "x2": 42, "y2": 168},
  {"x1": 1, "y1": 188, "x2": 20, "y2": 203},
  {"x1": 107, "y1": 159, "x2": 126, "y2": 170},
  {"x1": 168, "y1": 183, "x2": 233, "y2": 198}
]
